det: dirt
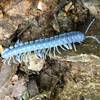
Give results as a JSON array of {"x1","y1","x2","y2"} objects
[{"x1": 0, "y1": 0, "x2": 100, "y2": 100}]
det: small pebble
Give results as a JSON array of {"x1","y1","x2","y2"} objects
[{"x1": 11, "y1": 75, "x2": 18, "y2": 85}]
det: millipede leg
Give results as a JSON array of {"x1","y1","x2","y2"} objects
[
  {"x1": 12, "y1": 56, "x2": 17, "y2": 64},
  {"x1": 26, "y1": 53, "x2": 30, "y2": 62},
  {"x1": 67, "y1": 43, "x2": 72, "y2": 49},
  {"x1": 64, "y1": 44, "x2": 69, "y2": 49},
  {"x1": 45, "y1": 49, "x2": 49, "y2": 56},
  {"x1": 7, "y1": 57, "x2": 11, "y2": 65},
  {"x1": 53, "y1": 47, "x2": 56, "y2": 57},
  {"x1": 16, "y1": 55, "x2": 21, "y2": 63},
  {"x1": 42, "y1": 49, "x2": 46, "y2": 59},
  {"x1": 55, "y1": 46, "x2": 61, "y2": 54},
  {"x1": 44, "y1": 49, "x2": 49, "y2": 59},
  {"x1": 49, "y1": 48, "x2": 51, "y2": 56},
  {"x1": 21, "y1": 53, "x2": 25, "y2": 62},
  {"x1": 60, "y1": 45, "x2": 67, "y2": 51},
  {"x1": 26, "y1": 53, "x2": 29, "y2": 62},
  {"x1": 72, "y1": 43, "x2": 77, "y2": 51},
  {"x1": 23, "y1": 53, "x2": 28, "y2": 62},
  {"x1": 27, "y1": 52, "x2": 31, "y2": 61},
  {"x1": 3, "y1": 59, "x2": 6, "y2": 65},
  {"x1": 21, "y1": 54, "x2": 23, "y2": 62},
  {"x1": 35, "y1": 50, "x2": 45, "y2": 59}
]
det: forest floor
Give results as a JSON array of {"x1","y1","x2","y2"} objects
[{"x1": 0, "y1": 0, "x2": 100, "y2": 100}]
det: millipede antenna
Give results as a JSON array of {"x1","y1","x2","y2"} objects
[{"x1": 85, "y1": 18, "x2": 95, "y2": 34}]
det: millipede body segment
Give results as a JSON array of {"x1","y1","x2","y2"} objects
[
  {"x1": 1, "y1": 18, "x2": 99, "y2": 64},
  {"x1": 1, "y1": 32, "x2": 85, "y2": 58},
  {"x1": 1, "y1": 31, "x2": 99, "y2": 64}
]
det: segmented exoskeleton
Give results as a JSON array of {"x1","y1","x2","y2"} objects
[{"x1": 1, "y1": 18, "x2": 100, "y2": 64}]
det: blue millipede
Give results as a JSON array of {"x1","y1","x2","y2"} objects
[{"x1": 1, "y1": 18, "x2": 100, "y2": 64}]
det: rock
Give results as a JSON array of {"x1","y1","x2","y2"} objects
[{"x1": 27, "y1": 79, "x2": 39, "y2": 97}]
